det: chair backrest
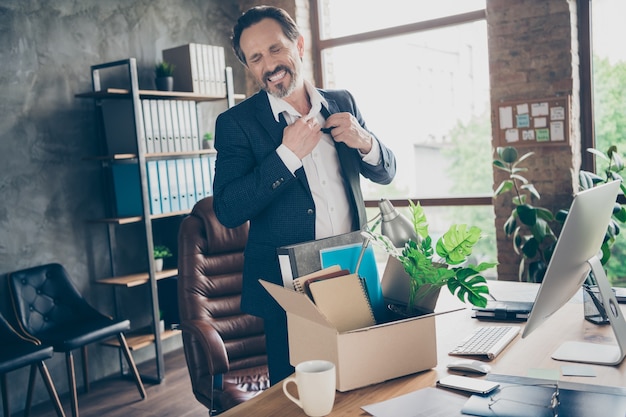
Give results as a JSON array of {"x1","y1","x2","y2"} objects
[
  {"x1": 8, "y1": 263, "x2": 101, "y2": 340},
  {"x1": 177, "y1": 197, "x2": 267, "y2": 408}
]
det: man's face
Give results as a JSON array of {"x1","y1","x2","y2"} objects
[{"x1": 239, "y1": 18, "x2": 304, "y2": 98}]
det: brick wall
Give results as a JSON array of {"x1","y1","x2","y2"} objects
[{"x1": 488, "y1": 0, "x2": 580, "y2": 280}]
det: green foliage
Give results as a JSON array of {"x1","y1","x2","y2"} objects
[
  {"x1": 365, "y1": 200, "x2": 495, "y2": 310},
  {"x1": 203, "y1": 132, "x2": 213, "y2": 142},
  {"x1": 577, "y1": 146, "x2": 626, "y2": 266},
  {"x1": 592, "y1": 56, "x2": 626, "y2": 283},
  {"x1": 493, "y1": 147, "x2": 563, "y2": 282},
  {"x1": 154, "y1": 61, "x2": 175, "y2": 77},
  {"x1": 153, "y1": 245, "x2": 172, "y2": 259}
]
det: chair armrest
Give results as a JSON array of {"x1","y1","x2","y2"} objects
[{"x1": 180, "y1": 319, "x2": 230, "y2": 375}]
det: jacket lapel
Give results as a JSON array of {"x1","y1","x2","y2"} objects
[{"x1": 254, "y1": 91, "x2": 287, "y2": 147}]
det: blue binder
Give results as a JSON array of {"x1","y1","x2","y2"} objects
[
  {"x1": 176, "y1": 158, "x2": 189, "y2": 211},
  {"x1": 166, "y1": 159, "x2": 180, "y2": 212},
  {"x1": 157, "y1": 160, "x2": 170, "y2": 213},
  {"x1": 146, "y1": 160, "x2": 162, "y2": 215}
]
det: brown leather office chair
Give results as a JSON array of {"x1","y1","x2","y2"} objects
[{"x1": 178, "y1": 196, "x2": 269, "y2": 415}]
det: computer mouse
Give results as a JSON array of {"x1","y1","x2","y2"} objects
[{"x1": 446, "y1": 359, "x2": 491, "y2": 375}]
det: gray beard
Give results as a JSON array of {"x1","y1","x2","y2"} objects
[{"x1": 266, "y1": 78, "x2": 296, "y2": 99}]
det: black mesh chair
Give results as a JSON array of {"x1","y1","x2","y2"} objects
[
  {"x1": 0, "y1": 310, "x2": 65, "y2": 417},
  {"x1": 7, "y1": 263, "x2": 146, "y2": 417}
]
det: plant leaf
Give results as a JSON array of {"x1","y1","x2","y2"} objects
[
  {"x1": 446, "y1": 269, "x2": 490, "y2": 308},
  {"x1": 516, "y1": 204, "x2": 537, "y2": 226},
  {"x1": 587, "y1": 147, "x2": 609, "y2": 161},
  {"x1": 494, "y1": 180, "x2": 514, "y2": 196},
  {"x1": 521, "y1": 183, "x2": 541, "y2": 200},
  {"x1": 409, "y1": 200, "x2": 429, "y2": 239},
  {"x1": 435, "y1": 225, "x2": 482, "y2": 265}
]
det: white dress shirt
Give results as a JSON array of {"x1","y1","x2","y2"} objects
[{"x1": 268, "y1": 81, "x2": 380, "y2": 239}]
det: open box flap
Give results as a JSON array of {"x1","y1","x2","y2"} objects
[{"x1": 260, "y1": 280, "x2": 334, "y2": 328}]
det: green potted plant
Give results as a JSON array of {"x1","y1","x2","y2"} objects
[
  {"x1": 493, "y1": 146, "x2": 566, "y2": 282},
  {"x1": 154, "y1": 61, "x2": 175, "y2": 91},
  {"x1": 153, "y1": 245, "x2": 172, "y2": 272},
  {"x1": 202, "y1": 132, "x2": 214, "y2": 149},
  {"x1": 365, "y1": 200, "x2": 495, "y2": 314}
]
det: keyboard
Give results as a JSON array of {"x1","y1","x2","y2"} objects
[{"x1": 449, "y1": 326, "x2": 520, "y2": 360}]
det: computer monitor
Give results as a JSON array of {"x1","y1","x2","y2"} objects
[{"x1": 521, "y1": 180, "x2": 626, "y2": 365}]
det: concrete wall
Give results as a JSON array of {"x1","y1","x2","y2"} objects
[{"x1": 0, "y1": 0, "x2": 245, "y2": 412}]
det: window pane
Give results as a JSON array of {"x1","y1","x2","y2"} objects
[
  {"x1": 322, "y1": 21, "x2": 492, "y2": 200},
  {"x1": 318, "y1": 0, "x2": 486, "y2": 39},
  {"x1": 592, "y1": 0, "x2": 626, "y2": 286}
]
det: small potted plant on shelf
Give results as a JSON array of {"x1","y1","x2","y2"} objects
[
  {"x1": 493, "y1": 146, "x2": 566, "y2": 282},
  {"x1": 202, "y1": 132, "x2": 214, "y2": 149},
  {"x1": 364, "y1": 200, "x2": 496, "y2": 315},
  {"x1": 153, "y1": 245, "x2": 172, "y2": 272},
  {"x1": 154, "y1": 61, "x2": 175, "y2": 91}
]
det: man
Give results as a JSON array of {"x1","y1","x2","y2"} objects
[{"x1": 212, "y1": 5, "x2": 396, "y2": 384}]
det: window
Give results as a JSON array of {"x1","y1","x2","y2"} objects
[
  {"x1": 588, "y1": 0, "x2": 626, "y2": 285},
  {"x1": 313, "y1": 1, "x2": 495, "y2": 264}
]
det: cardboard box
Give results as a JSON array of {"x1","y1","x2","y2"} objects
[{"x1": 260, "y1": 280, "x2": 438, "y2": 392}]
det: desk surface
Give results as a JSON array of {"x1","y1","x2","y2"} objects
[{"x1": 220, "y1": 281, "x2": 626, "y2": 417}]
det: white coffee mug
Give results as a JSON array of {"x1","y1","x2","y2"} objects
[{"x1": 282, "y1": 360, "x2": 336, "y2": 417}]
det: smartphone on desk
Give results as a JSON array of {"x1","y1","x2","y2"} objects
[{"x1": 437, "y1": 375, "x2": 500, "y2": 395}]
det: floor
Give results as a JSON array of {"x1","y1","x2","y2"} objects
[{"x1": 27, "y1": 348, "x2": 210, "y2": 417}]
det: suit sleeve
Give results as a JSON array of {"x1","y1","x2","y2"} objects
[{"x1": 344, "y1": 90, "x2": 396, "y2": 185}]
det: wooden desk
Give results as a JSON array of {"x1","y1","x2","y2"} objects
[{"x1": 220, "y1": 282, "x2": 626, "y2": 416}]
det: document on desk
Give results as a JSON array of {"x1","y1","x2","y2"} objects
[{"x1": 361, "y1": 387, "x2": 466, "y2": 417}]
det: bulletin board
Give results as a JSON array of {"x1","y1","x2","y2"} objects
[{"x1": 495, "y1": 96, "x2": 570, "y2": 147}]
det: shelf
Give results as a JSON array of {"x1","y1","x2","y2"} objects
[
  {"x1": 103, "y1": 328, "x2": 181, "y2": 351},
  {"x1": 96, "y1": 268, "x2": 178, "y2": 287},
  {"x1": 75, "y1": 87, "x2": 244, "y2": 102},
  {"x1": 82, "y1": 149, "x2": 217, "y2": 162},
  {"x1": 87, "y1": 209, "x2": 191, "y2": 225},
  {"x1": 88, "y1": 216, "x2": 143, "y2": 225}
]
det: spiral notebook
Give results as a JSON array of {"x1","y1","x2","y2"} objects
[{"x1": 308, "y1": 273, "x2": 376, "y2": 332}]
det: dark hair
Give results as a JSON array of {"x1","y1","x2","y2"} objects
[{"x1": 232, "y1": 6, "x2": 300, "y2": 65}]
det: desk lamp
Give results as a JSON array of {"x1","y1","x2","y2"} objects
[
  {"x1": 378, "y1": 199, "x2": 418, "y2": 248},
  {"x1": 355, "y1": 199, "x2": 417, "y2": 273}
]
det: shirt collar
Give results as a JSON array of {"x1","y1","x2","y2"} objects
[{"x1": 267, "y1": 80, "x2": 328, "y2": 122}]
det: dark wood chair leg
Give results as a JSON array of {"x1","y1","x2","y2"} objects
[
  {"x1": 37, "y1": 362, "x2": 66, "y2": 417},
  {"x1": 81, "y1": 346, "x2": 89, "y2": 394},
  {"x1": 116, "y1": 333, "x2": 147, "y2": 399},
  {"x1": 23, "y1": 364, "x2": 38, "y2": 417},
  {"x1": 66, "y1": 351, "x2": 79, "y2": 417},
  {"x1": 2, "y1": 373, "x2": 9, "y2": 417}
]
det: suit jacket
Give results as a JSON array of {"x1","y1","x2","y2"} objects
[{"x1": 212, "y1": 88, "x2": 396, "y2": 317}]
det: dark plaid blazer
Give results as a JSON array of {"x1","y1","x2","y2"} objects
[{"x1": 212, "y1": 88, "x2": 396, "y2": 317}]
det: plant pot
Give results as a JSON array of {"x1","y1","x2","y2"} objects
[
  {"x1": 387, "y1": 285, "x2": 442, "y2": 320},
  {"x1": 202, "y1": 140, "x2": 213, "y2": 149},
  {"x1": 155, "y1": 76, "x2": 173, "y2": 91},
  {"x1": 155, "y1": 258, "x2": 164, "y2": 272},
  {"x1": 387, "y1": 303, "x2": 432, "y2": 320}
]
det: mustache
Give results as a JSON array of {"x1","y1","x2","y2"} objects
[{"x1": 263, "y1": 65, "x2": 292, "y2": 82}]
